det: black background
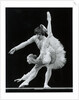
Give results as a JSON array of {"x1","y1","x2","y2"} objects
[{"x1": 6, "y1": 8, "x2": 72, "y2": 90}]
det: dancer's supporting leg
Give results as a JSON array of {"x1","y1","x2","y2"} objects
[
  {"x1": 19, "y1": 64, "x2": 43, "y2": 88},
  {"x1": 44, "y1": 67, "x2": 52, "y2": 88}
]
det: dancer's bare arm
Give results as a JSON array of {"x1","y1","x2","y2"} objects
[{"x1": 9, "y1": 36, "x2": 36, "y2": 54}]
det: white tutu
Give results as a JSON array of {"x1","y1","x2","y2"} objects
[
  {"x1": 27, "y1": 36, "x2": 66, "y2": 69},
  {"x1": 47, "y1": 36, "x2": 66, "y2": 69}
]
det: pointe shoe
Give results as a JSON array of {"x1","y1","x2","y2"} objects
[
  {"x1": 19, "y1": 81, "x2": 29, "y2": 88},
  {"x1": 47, "y1": 11, "x2": 51, "y2": 21}
]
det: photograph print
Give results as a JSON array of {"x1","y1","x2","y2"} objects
[{"x1": 6, "y1": 8, "x2": 72, "y2": 92}]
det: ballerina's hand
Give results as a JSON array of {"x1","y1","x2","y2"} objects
[
  {"x1": 47, "y1": 11, "x2": 51, "y2": 21},
  {"x1": 9, "y1": 47, "x2": 16, "y2": 54},
  {"x1": 14, "y1": 78, "x2": 21, "y2": 83}
]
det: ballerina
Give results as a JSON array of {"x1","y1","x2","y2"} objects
[{"x1": 9, "y1": 11, "x2": 66, "y2": 88}]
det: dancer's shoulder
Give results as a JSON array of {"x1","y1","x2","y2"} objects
[
  {"x1": 30, "y1": 35, "x2": 37, "y2": 40},
  {"x1": 32, "y1": 35, "x2": 37, "y2": 38}
]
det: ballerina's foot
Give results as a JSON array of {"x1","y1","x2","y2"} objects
[
  {"x1": 14, "y1": 78, "x2": 22, "y2": 83},
  {"x1": 19, "y1": 81, "x2": 29, "y2": 88},
  {"x1": 47, "y1": 11, "x2": 51, "y2": 21},
  {"x1": 44, "y1": 85, "x2": 51, "y2": 89}
]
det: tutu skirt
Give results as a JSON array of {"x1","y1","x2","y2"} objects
[
  {"x1": 47, "y1": 36, "x2": 66, "y2": 69},
  {"x1": 27, "y1": 36, "x2": 66, "y2": 69}
]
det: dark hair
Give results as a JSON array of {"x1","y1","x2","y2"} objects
[{"x1": 34, "y1": 25, "x2": 46, "y2": 36}]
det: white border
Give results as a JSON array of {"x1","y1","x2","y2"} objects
[{"x1": 0, "y1": 0, "x2": 79, "y2": 100}]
